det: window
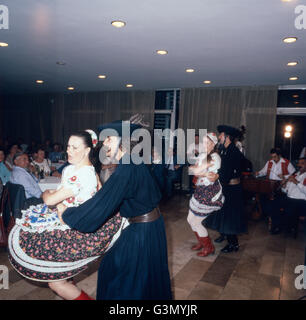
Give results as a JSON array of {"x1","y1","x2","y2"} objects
[{"x1": 154, "y1": 89, "x2": 180, "y2": 148}]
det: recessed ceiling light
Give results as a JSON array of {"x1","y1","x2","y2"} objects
[
  {"x1": 186, "y1": 68, "x2": 195, "y2": 73},
  {"x1": 98, "y1": 75, "x2": 107, "y2": 79},
  {"x1": 36, "y1": 80, "x2": 44, "y2": 84},
  {"x1": 111, "y1": 20, "x2": 126, "y2": 28},
  {"x1": 292, "y1": 94, "x2": 299, "y2": 98},
  {"x1": 287, "y1": 61, "x2": 298, "y2": 66},
  {"x1": 67, "y1": 86, "x2": 75, "y2": 90},
  {"x1": 56, "y1": 61, "x2": 66, "y2": 66},
  {"x1": 283, "y1": 37, "x2": 297, "y2": 43},
  {"x1": 156, "y1": 50, "x2": 168, "y2": 55},
  {"x1": 281, "y1": 0, "x2": 292, "y2": 2},
  {"x1": 289, "y1": 77, "x2": 298, "y2": 81},
  {"x1": 203, "y1": 80, "x2": 211, "y2": 84},
  {"x1": 0, "y1": 42, "x2": 8, "y2": 47},
  {"x1": 126, "y1": 84, "x2": 133, "y2": 88}
]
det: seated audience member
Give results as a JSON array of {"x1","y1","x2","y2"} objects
[
  {"x1": 49, "y1": 143, "x2": 63, "y2": 162},
  {"x1": 32, "y1": 147, "x2": 51, "y2": 176},
  {"x1": 165, "y1": 147, "x2": 184, "y2": 199},
  {"x1": 5, "y1": 143, "x2": 20, "y2": 171},
  {"x1": 44, "y1": 139, "x2": 53, "y2": 156},
  {"x1": 266, "y1": 157, "x2": 306, "y2": 236},
  {"x1": 27, "y1": 140, "x2": 38, "y2": 157},
  {"x1": 10, "y1": 152, "x2": 43, "y2": 200},
  {"x1": 255, "y1": 147, "x2": 295, "y2": 180},
  {"x1": 0, "y1": 147, "x2": 11, "y2": 185},
  {"x1": 17, "y1": 138, "x2": 28, "y2": 153}
]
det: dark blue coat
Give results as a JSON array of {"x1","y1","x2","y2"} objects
[
  {"x1": 204, "y1": 143, "x2": 247, "y2": 234},
  {"x1": 150, "y1": 162, "x2": 166, "y2": 193},
  {"x1": 62, "y1": 155, "x2": 172, "y2": 300}
]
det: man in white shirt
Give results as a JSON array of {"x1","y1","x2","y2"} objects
[
  {"x1": 255, "y1": 148, "x2": 295, "y2": 181},
  {"x1": 281, "y1": 157, "x2": 306, "y2": 236},
  {"x1": 267, "y1": 157, "x2": 306, "y2": 236}
]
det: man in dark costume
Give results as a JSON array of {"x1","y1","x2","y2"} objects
[
  {"x1": 60, "y1": 120, "x2": 172, "y2": 300},
  {"x1": 204, "y1": 125, "x2": 247, "y2": 253}
]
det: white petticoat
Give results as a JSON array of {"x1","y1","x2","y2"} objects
[{"x1": 15, "y1": 204, "x2": 70, "y2": 233}]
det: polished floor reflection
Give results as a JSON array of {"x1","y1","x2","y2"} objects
[{"x1": 0, "y1": 194, "x2": 305, "y2": 300}]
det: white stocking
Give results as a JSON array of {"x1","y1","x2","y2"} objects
[{"x1": 187, "y1": 210, "x2": 208, "y2": 237}]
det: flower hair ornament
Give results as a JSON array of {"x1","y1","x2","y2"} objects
[
  {"x1": 207, "y1": 132, "x2": 218, "y2": 145},
  {"x1": 85, "y1": 129, "x2": 98, "y2": 147}
]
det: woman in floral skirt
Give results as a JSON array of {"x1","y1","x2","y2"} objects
[
  {"x1": 187, "y1": 132, "x2": 224, "y2": 257},
  {"x1": 8, "y1": 130, "x2": 124, "y2": 300}
]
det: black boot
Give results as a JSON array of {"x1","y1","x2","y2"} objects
[
  {"x1": 214, "y1": 233, "x2": 226, "y2": 243},
  {"x1": 221, "y1": 235, "x2": 239, "y2": 253}
]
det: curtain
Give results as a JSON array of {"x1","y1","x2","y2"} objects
[
  {"x1": 179, "y1": 86, "x2": 278, "y2": 188},
  {"x1": 1, "y1": 94, "x2": 53, "y2": 145},
  {"x1": 57, "y1": 90, "x2": 155, "y2": 145},
  {"x1": 1, "y1": 90, "x2": 155, "y2": 147},
  {"x1": 179, "y1": 87, "x2": 244, "y2": 131},
  {"x1": 242, "y1": 86, "x2": 278, "y2": 170}
]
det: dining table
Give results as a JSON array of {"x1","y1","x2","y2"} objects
[{"x1": 38, "y1": 176, "x2": 61, "y2": 192}]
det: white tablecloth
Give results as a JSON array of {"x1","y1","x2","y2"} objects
[{"x1": 38, "y1": 176, "x2": 61, "y2": 192}]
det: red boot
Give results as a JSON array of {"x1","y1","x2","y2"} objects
[
  {"x1": 74, "y1": 290, "x2": 94, "y2": 300},
  {"x1": 197, "y1": 236, "x2": 215, "y2": 257},
  {"x1": 191, "y1": 232, "x2": 203, "y2": 251}
]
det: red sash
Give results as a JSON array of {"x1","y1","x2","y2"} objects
[
  {"x1": 267, "y1": 161, "x2": 273, "y2": 178},
  {"x1": 267, "y1": 159, "x2": 290, "y2": 178},
  {"x1": 303, "y1": 178, "x2": 306, "y2": 186},
  {"x1": 281, "y1": 159, "x2": 290, "y2": 176}
]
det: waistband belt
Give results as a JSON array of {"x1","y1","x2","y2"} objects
[
  {"x1": 228, "y1": 178, "x2": 241, "y2": 185},
  {"x1": 128, "y1": 208, "x2": 161, "y2": 224}
]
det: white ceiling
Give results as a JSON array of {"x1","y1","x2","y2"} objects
[{"x1": 0, "y1": 0, "x2": 305, "y2": 94}]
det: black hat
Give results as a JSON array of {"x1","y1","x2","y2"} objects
[
  {"x1": 217, "y1": 125, "x2": 241, "y2": 138},
  {"x1": 98, "y1": 120, "x2": 142, "y2": 137}
]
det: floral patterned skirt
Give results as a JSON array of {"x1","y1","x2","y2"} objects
[
  {"x1": 8, "y1": 213, "x2": 124, "y2": 282},
  {"x1": 189, "y1": 181, "x2": 224, "y2": 217}
]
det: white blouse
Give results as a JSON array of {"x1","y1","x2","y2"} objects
[{"x1": 59, "y1": 165, "x2": 98, "y2": 207}]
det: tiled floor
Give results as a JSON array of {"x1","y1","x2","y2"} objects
[{"x1": 0, "y1": 194, "x2": 305, "y2": 300}]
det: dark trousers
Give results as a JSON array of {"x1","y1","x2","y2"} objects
[
  {"x1": 265, "y1": 194, "x2": 306, "y2": 231},
  {"x1": 283, "y1": 197, "x2": 306, "y2": 231},
  {"x1": 265, "y1": 194, "x2": 287, "y2": 229}
]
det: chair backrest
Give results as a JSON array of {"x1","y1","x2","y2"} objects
[
  {"x1": 5, "y1": 181, "x2": 26, "y2": 220},
  {"x1": 0, "y1": 186, "x2": 9, "y2": 246}
]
